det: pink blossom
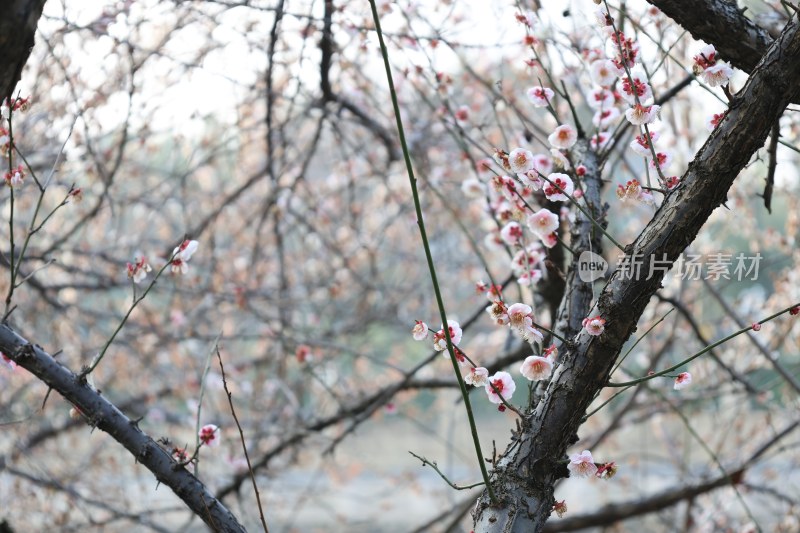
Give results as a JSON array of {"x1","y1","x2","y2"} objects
[
  {"x1": 433, "y1": 320, "x2": 462, "y2": 351},
  {"x1": 199, "y1": 424, "x2": 220, "y2": 447},
  {"x1": 465, "y1": 366, "x2": 489, "y2": 387},
  {"x1": 527, "y1": 86, "x2": 554, "y2": 107},
  {"x1": 587, "y1": 87, "x2": 615, "y2": 110},
  {"x1": 516, "y1": 269, "x2": 542, "y2": 287},
  {"x1": 411, "y1": 321, "x2": 428, "y2": 341},
  {"x1": 590, "y1": 59, "x2": 622, "y2": 87},
  {"x1": 705, "y1": 112, "x2": 726, "y2": 132},
  {"x1": 171, "y1": 239, "x2": 199, "y2": 275},
  {"x1": 508, "y1": 148, "x2": 535, "y2": 174},
  {"x1": 500, "y1": 221, "x2": 524, "y2": 246},
  {"x1": 486, "y1": 301, "x2": 509, "y2": 325},
  {"x1": 485, "y1": 371, "x2": 516, "y2": 404},
  {"x1": 674, "y1": 371, "x2": 692, "y2": 390},
  {"x1": 540, "y1": 232, "x2": 558, "y2": 249},
  {"x1": 649, "y1": 151, "x2": 672, "y2": 171},
  {"x1": 507, "y1": 303, "x2": 533, "y2": 331},
  {"x1": 589, "y1": 131, "x2": 611, "y2": 151},
  {"x1": 520, "y1": 355, "x2": 553, "y2": 381},
  {"x1": 548, "y1": 125, "x2": 578, "y2": 150},
  {"x1": 4, "y1": 164, "x2": 24, "y2": 188},
  {"x1": 629, "y1": 131, "x2": 659, "y2": 156},
  {"x1": 625, "y1": 104, "x2": 660, "y2": 126},
  {"x1": 583, "y1": 316, "x2": 605, "y2": 336},
  {"x1": 592, "y1": 108, "x2": 620, "y2": 129},
  {"x1": 126, "y1": 255, "x2": 152, "y2": 284},
  {"x1": 532, "y1": 153, "x2": 553, "y2": 175},
  {"x1": 702, "y1": 62, "x2": 733, "y2": 87},
  {"x1": 543, "y1": 344, "x2": 558, "y2": 360},
  {"x1": 543, "y1": 173, "x2": 574, "y2": 202},
  {"x1": 527, "y1": 209, "x2": 559, "y2": 237},
  {"x1": 549, "y1": 149, "x2": 571, "y2": 170},
  {"x1": 751, "y1": 322, "x2": 761, "y2": 332},
  {"x1": 619, "y1": 68, "x2": 652, "y2": 105},
  {"x1": 461, "y1": 178, "x2": 486, "y2": 199},
  {"x1": 568, "y1": 450, "x2": 598, "y2": 478}
]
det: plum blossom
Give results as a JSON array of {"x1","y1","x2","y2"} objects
[
  {"x1": 0, "y1": 127, "x2": 9, "y2": 157},
  {"x1": 507, "y1": 303, "x2": 533, "y2": 331},
  {"x1": 4, "y1": 164, "x2": 24, "y2": 188},
  {"x1": 486, "y1": 300, "x2": 509, "y2": 325},
  {"x1": 507, "y1": 303, "x2": 543, "y2": 345},
  {"x1": 540, "y1": 232, "x2": 558, "y2": 249},
  {"x1": 126, "y1": 256, "x2": 152, "y2": 284},
  {"x1": 492, "y1": 149, "x2": 512, "y2": 173},
  {"x1": 629, "y1": 131, "x2": 659, "y2": 156},
  {"x1": 625, "y1": 104, "x2": 660, "y2": 125},
  {"x1": 649, "y1": 151, "x2": 672, "y2": 171},
  {"x1": 433, "y1": 320, "x2": 462, "y2": 351},
  {"x1": 516, "y1": 269, "x2": 542, "y2": 287},
  {"x1": 596, "y1": 461, "x2": 618, "y2": 479},
  {"x1": 587, "y1": 87, "x2": 615, "y2": 110},
  {"x1": 511, "y1": 245, "x2": 543, "y2": 277},
  {"x1": 508, "y1": 148, "x2": 535, "y2": 174},
  {"x1": 702, "y1": 63, "x2": 733, "y2": 87},
  {"x1": 485, "y1": 371, "x2": 516, "y2": 404},
  {"x1": 616, "y1": 179, "x2": 647, "y2": 202},
  {"x1": 674, "y1": 371, "x2": 692, "y2": 390},
  {"x1": 693, "y1": 44, "x2": 733, "y2": 87},
  {"x1": 520, "y1": 355, "x2": 553, "y2": 381},
  {"x1": 543, "y1": 173, "x2": 574, "y2": 202},
  {"x1": 589, "y1": 131, "x2": 612, "y2": 151},
  {"x1": 465, "y1": 366, "x2": 489, "y2": 387},
  {"x1": 500, "y1": 221, "x2": 524, "y2": 246},
  {"x1": 583, "y1": 316, "x2": 605, "y2": 336},
  {"x1": 199, "y1": 424, "x2": 220, "y2": 447},
  {"x1": 548, "y1": 125, "x2": 578, "y2": 150},
  {"x1": 705, "y1": 112, "x2": 726, "y2": 132},
  {"x1": 549, "y1": 149, "x2": 571, "y2": 170},
  {"x1": 619, "y1": 68, "x2": 652, "y2": 105},
  {"x1": 568, "y1": 450, "x2": 598, "y2": 478},
  {"x1": 593, "y1": 108, "x2": 620, "y2": 130},
  {"x1": 590, "y1": 59, "x2": 622, "y2": 87},
  {"x1": 411, "y1": 321, "x2": 428, "y2": 341},
  {"x1": 461, "y1": 178, "x2": 486, "y2": 199},
  {"x1": 527, "y1": 209, "x2": 559, "y2": 237},
  {"x1": 527, "y1": 86, "x2": 554, "y2": 107},
  {"x1": 454, "y1": 105, "x2": 470, "y2": 123},
  {"x1": 171, "y1": 239, "x2": 199, "y2": 274},
  {"x1": 553, "y1": 500, "x2": 568, "y2": 518}
]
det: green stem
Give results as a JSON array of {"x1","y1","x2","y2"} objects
[
  {"x1": 368, "y1": 0, "x2": 497, "y2": 505},
  {"x1": 608, "y1": 303, "x2": 799, "y2": 388}
]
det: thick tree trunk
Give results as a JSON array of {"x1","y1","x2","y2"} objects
[
  {"x1": 473, "y1": 15, "x2": 800, "y2": 532},
  {"x1": 0, "y1": 0, "x2": 46, "y2": 101}
]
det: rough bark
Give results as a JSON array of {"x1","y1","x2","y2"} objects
[
  {"x1": 647, "y1": 0, "x2": 775, "y2": 73},
  {"x1": 472, "y1": 16, "x2": 800, "y2": 533},
  {"x1": 0, "y1": 324, "x2": 247, "y2": 533},
  {"x1": 0, "y1": 0, "x2": 46, "y2": 101}
]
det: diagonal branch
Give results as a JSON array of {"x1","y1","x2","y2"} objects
[
  {"x1": 473, "y1": 15, "x2": 800, "y2": 533},
  {"x1": 0, "y1": 323, "x2": 247, "y2": 533}
]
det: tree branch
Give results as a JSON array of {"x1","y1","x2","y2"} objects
[
  {"x1": 473, "y1": 15, "x2": 800, "y2": 533},
  {"x1": 0, "y1": 323, "x2": 247, "y2": 533}
]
